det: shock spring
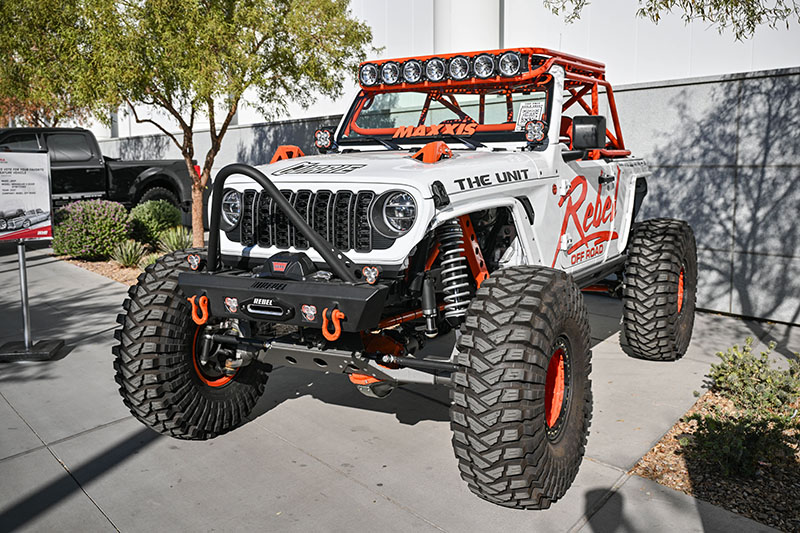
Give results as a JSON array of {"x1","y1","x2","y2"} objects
[{"x1": 437, "y1": 220, "x2": 470, "y2": 319}]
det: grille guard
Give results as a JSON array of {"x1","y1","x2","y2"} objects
[{"x1": 208, "y1": 164, "x2": 358, "y2": 282}]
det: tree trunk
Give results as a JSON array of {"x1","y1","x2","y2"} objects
[{"x1": 191, "y1": 181, "x2": 205, "y2": 248}]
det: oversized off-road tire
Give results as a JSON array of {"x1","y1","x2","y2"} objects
[
  {"x1": 113, "y1": 249, "x2": 268, "y2": 440},
  {"x1": 450, "y1": 266, "x2": 592, "y2": 509},
  {"x1": 621, "y1": 218, "x2": 697, "y2": 361}
]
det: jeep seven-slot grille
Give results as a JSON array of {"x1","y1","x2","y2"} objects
[{"x1": 239, "y1": 189, "x2": 394, "y2": 253}]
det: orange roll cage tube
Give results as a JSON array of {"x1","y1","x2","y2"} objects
[{"x1": 351, "y1": 47, "x2": 629, "y2": 159}]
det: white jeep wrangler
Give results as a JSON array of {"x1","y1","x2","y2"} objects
[{"x1": 114, "y1": 47, "x2": 697, "y2": 509}]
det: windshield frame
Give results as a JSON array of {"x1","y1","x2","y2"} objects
[{"x1": 337, "y1": 75, "x2": 555, "y2": 148}]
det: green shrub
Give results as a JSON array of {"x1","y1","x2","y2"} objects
[
  {"x1": 158, "y1": 226, "x2": 192, "y2": 253},
  {"x1": 684, "y1": 408, "x2": 795, "y2": 478},
  {"x1": 52, "y1": 200, "x2": 130, "y2": 260},
  {"x1": 140, "y1": 252, "x2": 160, "y2": 269},
  {"x1": 111, "y1": 239, "x2": 147, "y2": 268},
  {"x1": 129, "y1": 200, "x2": 182, "y2": 245},
  {"x1": 708, "y1": 337, "x2": 800, "y2": 414}
]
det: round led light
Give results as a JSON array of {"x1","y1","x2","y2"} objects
[
  {"x1": 425, "y1": 58, "x2": 446, "y2": 82},
  {"x1": 221, "y1": 189, "x2": 242, "y2": 229},
  {"x1": 499, "y1": 51, "x2": 522, "y2": 77},
  {"x1": 402, "y1": 60, "x2": 423, "y2": 83},
  {"x1": 359, "y1": 63, "x2": 379, "y2": 86},
  {"x1": 381, "y1": 62, "x2": 400, "y2": 84},
  {"x1": 383, "y1": 191, "x2": 416, "y2": 233},
  {"x1": 525, "y1": 120, "x2": 546, "y2": 143},
  {"x1": 314, "y1": 129, "x2": 332, "y2": 150},
  {"x1": 473, "y1": 54, "x2": 495, "y2": 79},
  {"x1": 448, "y1": 56, "x2": 470, "y2": 80}
]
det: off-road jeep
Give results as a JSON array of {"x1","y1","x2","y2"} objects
[{"x1": 114, "y1": 47, "x2": 697, "y2": 509}]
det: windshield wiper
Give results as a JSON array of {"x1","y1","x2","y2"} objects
[
  {"x1": 361, "y1": 136, "x2": 401, "y2": 150},
  {"x1": 443, "y1": 135, "x2": 484, "y2": 150}
]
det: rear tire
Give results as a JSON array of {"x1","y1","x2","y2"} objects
[
  {"x1": 138, "y1": 186, "x2": 179, "y2": 208},
  {"x1": 113, "y1": 249, "x2": 268, "y2": 440},
  {"x1": 621, "y1": 218, "x2": 697, "y2": 361},
  {"x1": 450, "y1": 266, "x2": 592, "y2": 509}
]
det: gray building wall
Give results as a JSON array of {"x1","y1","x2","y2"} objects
[
  {"x1": 98, "y1": 67, "x2": 800, "y2": 325},
  {"x1": 614, "y1": 67, "x2": 800, "y2": 325}
]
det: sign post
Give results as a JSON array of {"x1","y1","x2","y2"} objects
[{"x1": 0, "y1": 151, "x2": 65, "y2": 362}]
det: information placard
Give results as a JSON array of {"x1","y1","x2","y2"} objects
[{"x1": 0, "y1": 152, "x2": 53, "y2": 241}]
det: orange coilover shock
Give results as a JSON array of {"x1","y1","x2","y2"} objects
[{"x1": 436, "y1": 220, "x2": 470, "y2": 320}]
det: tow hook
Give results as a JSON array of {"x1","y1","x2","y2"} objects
[
  {"x1": 188, "y1": 295, "x2": 209, "y2": 325},
  {"x1": 322, "y1": 307, "x2": 346, "y2": 341}
]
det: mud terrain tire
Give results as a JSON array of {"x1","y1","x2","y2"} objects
[
  {"x1": 621, "y1": 218, "x2": 697, "y2": 361},
  {"x1": 113, "y1": 249, "x2": 268, "y2": 440},
  {"x1": 450, "y1": 266, "x2": 592, "y2": 509}
]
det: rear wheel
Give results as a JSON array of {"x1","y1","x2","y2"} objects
[
  {"x1": 113, "y1": 249, "x2": 268, "y2": 440},
  {"x1": 138, "y1": 186, "x2": 179, "y2": 208},
  {"x1": 621, "y1": 218, "x2": 697, "y2": 361},
  {"x1": 450, "y1": 266, "x2": 592, "y2": 509}
]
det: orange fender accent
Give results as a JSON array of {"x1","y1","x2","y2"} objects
[
  {"x1": 270, "y1": 145, "x2": 305, "y2": 164},
  {"x1": 457, "y1": 215, "x2": 490, "y2": 288},
  {"x1": 322, "y1": 308, "x2": 345, "y2": 341},
  {"x1": 412, "y1": 141, "x2": 452, "y2": 164},
  {"x1": 188, "y1": 295, "x2": 209, "y2": 325}
]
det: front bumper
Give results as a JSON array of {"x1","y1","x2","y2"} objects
[{"x1": 178, "y1": 271, "x2": 389, "y2": 332}]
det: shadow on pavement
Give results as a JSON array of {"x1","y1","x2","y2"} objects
[
  {"x1": 0, "y1": 427, "x2": 160, "y2": 532},
  {"x1": 249, "y1": 366, "x2": 451, "y2": 425}
]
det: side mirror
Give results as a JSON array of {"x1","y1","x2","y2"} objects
[{"x1": 572, "y1": 115, "x2": 606, "y2": 150}]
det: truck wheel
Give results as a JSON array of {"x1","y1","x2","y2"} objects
[
  {"x1": 22, "y1": 219, "x2": 30, "y2": 228},
  {"x1": 450, "y1": 266, "x2": 592, "y2": 509},
  {"x1": 621, "y1": 218, "x2": 697, "y2": 361},
  {"x1": 138, "y1": 186, "x2": 179, "y2": 208},
  {"x1": 113, "y1": 250, "x2": 268, "y2": 440}
]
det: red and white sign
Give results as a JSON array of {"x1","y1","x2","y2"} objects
[{"x1": 0, "y1": 152, "x2": 52, "y2": 242}]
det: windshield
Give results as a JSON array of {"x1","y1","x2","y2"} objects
[{"x1": 339, "y1": 80, "x2": 553, "y2": 147}]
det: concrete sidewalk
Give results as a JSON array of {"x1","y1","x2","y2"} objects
[{"x1": 0, "y1": 242, "x2": 792, "y2": 532}]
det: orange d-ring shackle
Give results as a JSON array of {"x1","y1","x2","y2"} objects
[
  {"x1": 188, "y1": 295, "x2": 209, "y2": 325},
  {"x1": 322, "y1": 307, "x2": 345, "y2": 341}
]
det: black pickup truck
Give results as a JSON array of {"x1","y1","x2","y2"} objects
[{"x1": 0, "y1": 127, "x2": 202, "y2": 221}]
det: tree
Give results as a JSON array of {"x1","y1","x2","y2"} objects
[
  {"x1": 88, "y1": 0, "x2": 373, "y2": 246},
  {"x1": 0, "y1": 0, "x2": 98, "y2": 127},
  {"x1": 544, "y1": 0, "x2": 800, "y2": 40}
]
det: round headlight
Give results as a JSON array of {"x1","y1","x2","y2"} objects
[
  {"x1": 402, "y1": 60, "x2": 422, "y2": 83},
  {"x1": 383, "y1": 191, "x2": 416, "y2": 234},
  {"x1": 359, "y1": 63, "x2": 379, "y2": 86},
  {"x1": 381, "y1": 62, "x2": 400, "y2": 84},
  {"x1": 498, "y1": 51, "x2": 522, "y2": 77},
  {"x1": 425, "y1": 58, "x2": 446, "y2": 82},
  {"x1": 473, "y1": 54, "x2": 495, "y2": 79},
  {"x1": 221, "y1": 189, "x2": 241, "y2": 230},
  {"x1": 448, "y1": 56, "x2": 470, "y2": 80}
]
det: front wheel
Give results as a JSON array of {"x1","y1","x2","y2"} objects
[
  {"x1": 450, "y1": 266, "x2": 592, "y2": 509},
  {"x1": 113, "y1": 250, "x2": 269, "y2": 440}
]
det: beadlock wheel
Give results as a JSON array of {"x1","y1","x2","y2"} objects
[{"x1": 113, "y1": 249, "x2": 268, "y2": 440}]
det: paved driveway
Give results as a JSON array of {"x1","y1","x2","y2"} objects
[{"x1": 0, "y1": 243, "x2": 787, "y2": 532}]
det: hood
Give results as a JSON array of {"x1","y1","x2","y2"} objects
[{"x1": 224, "y1": 148, "x2": 544, "y2": 197}]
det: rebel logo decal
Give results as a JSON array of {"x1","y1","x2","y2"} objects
[
  {"x1": 393, "y1": 122, "x2": 477, "y2": 139},
  {"x1": 224, "y1": 297, "x2": 239, "y2": 313},
  {"x1": 551, "y1": 167, "x2": 621, "y2": 267}
]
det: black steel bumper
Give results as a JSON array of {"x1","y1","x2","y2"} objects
[{"x1": 178, "y1": 271, "x2": 389, "y2": 332}]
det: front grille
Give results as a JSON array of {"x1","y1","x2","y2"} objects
[{"x1": 240, "y1": 188, "x2": 393, "y2": 253}]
